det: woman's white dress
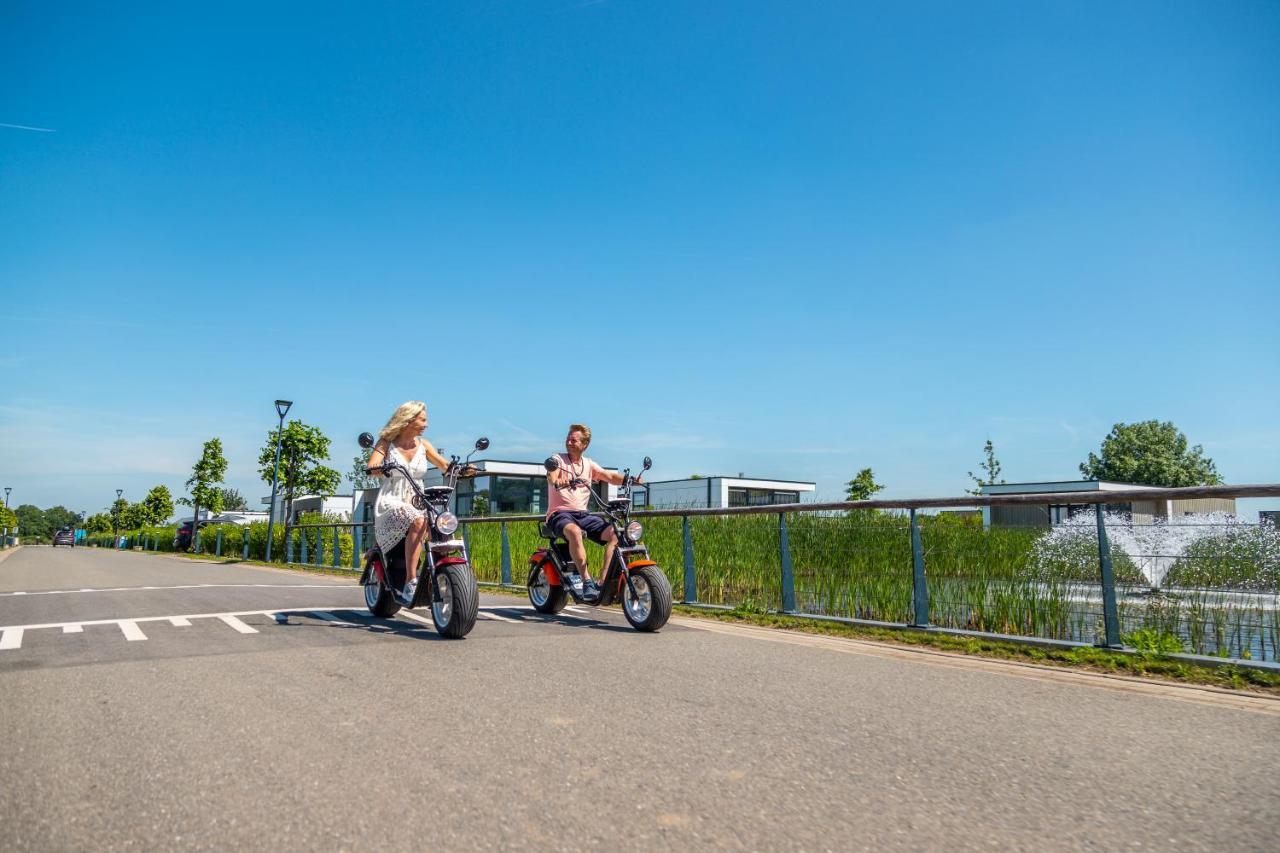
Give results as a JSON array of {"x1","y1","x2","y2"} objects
[{"x1": 374, "y1": 441, "x2": 429, "y2": 552}]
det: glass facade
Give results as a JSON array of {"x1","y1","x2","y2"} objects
[
  {"x1": 455, "y1": 475, "x2": 548, "y2": 516},
  {"x1": 728, "y1": 488, "x2": 801, "y2": 508}
]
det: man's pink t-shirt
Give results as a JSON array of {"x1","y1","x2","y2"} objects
[{"x1": 546, "y1": 453, "x2": 607, "y2": 518}]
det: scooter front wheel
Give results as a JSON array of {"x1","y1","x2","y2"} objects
[
  {"x1": 528, "y1": 563, "x2": 568, "y2": 614},
  {"x1": 623, "y1": 565, "x2": 672, "y2": 632},
  {"x1": 432, "y1": 562, "x2": 479, "y2": 639}
]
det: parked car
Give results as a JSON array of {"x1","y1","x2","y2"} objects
[{"x1": 52, "y1": 527, "x2": 75, "y2": 547}]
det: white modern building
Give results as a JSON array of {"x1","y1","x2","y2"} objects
[
  {"x1": 260, "y1": 494, "x2": 352, "y2": 524},
  {"x1": 978, "y1": 480, "x2": 1236, "y2": 528},
  {"x1": 631, "y1": 476, "x2": 816, "y2": 509}
]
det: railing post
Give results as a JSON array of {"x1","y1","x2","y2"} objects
[
  {"x1": 1095, "y1": 504, "x2": 1123, "y2": 649},
  {"x1": 462, "y1": 524, "x2": 471, "y2": 559},
  {"x1": 779, "y1": 513, "x2": 796, "y2": 613},
  {"x1": 910, "y1": 509, "x2": 930, "y2": 627},
  {"x1": 193, "y1": 526, "x2": 201, "y2": 554},
  {"x1": 500, "y1": 522, "x2": 512, "y2": 585},
  {"x1": 682, "y1": 515, "x2": 697, "y2": 603},
  {"x1": 243, "y1": 529, "x2": 250, "y2": 559},
  {"x1": 286, "y1": 529, "x2": 294, "y2": 564},
  {"x1": 301, "y1": 530, "x2": 309, "y2": 565},
  {"x1": 353, "y1": 525, "x2": 363, "y2": 569},
  {"x1": 215, "y1": 527, "x2": 223, "y2": 557},
  {"x1": 332, "y1": 526, "x2": 340, "y2": 567}
]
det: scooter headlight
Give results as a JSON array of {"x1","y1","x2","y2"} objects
[
  {"x1": 435, "y1": 512, "x2": 459, "y2": 536},
  {"x1": 625, "y1": 521, "x2": 644, "y2": 543}
]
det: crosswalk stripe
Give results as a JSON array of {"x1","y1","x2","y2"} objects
[
  {"x1": 170, "y1": 617, "x2": 191, "y2": 627},
  {"x1": 118, "y1": 621, "x2": 147, "y2": 641},
  {"x1": 479, "y1": 610, "x2": 519, "y2": 623},
  {"x1": 218, "y1": 614, "x2": 259, "y2": 634},
  {"x1": 311, "y1": 611, "x2": 356, "y2": 627},
  {"x1": 0, "y1": 628, "x2": 23, "y2": 650},
  {"x1": 62, "y1": 625, "x2": 83, "y2": 634}
]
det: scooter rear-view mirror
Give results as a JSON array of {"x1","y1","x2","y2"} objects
[
  {"x1": 544, "y1": 457, "x2": 559, "y2": 472},
  {"x1": 642, "y1": 456, "x2": 652, "y2": 470},
  {"x1": 358, "y1": 432, "x2": 375, "y2": 449},
  {"x1": 475, "y1": 437, "x2": 490, "y2": 452}
]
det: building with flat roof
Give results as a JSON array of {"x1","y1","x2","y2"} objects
[
  {"x1": 979, "y1": 480, "x2": 1237, "y2": 528},
  {"x1": 632, "y1": 476, "x2": 817, "y2": 510}
]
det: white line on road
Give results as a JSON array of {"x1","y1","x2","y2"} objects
[
  {"x1": 0, "y1": 606, "x2": 360, "y2": 636},
  {"x1": 310, "y1": 611, "x2": 356, "y2": 627},
  {"x1": 0, "y1": 583, "x2": 350, "y2": 598},
  {"x1": 218, "y1": 615, "x2": 259, "y2": 634},
  {"x1": 170, "y1": 617, "x2": 191, "y2": 627},
  {"x1": 0, "y1": 628, "x2": 23, "y2": 649},
  {"x1": 62, "y1": 625, "x2": 83, "y2": 634},
  {"x1": 118, "y1": 621, "x2": 147, "y2": 642},
  {"x1": 479, "y1": 610, "x2": 519, "y2": 623}
]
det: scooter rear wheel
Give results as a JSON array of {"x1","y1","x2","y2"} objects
[
  {"x1": 528, "y1": 563, "x2": 568, "y2": 614},
  {"x1": 364, "y1": 559, "x2": 401, "y2": 618}
]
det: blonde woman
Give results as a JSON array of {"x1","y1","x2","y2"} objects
[{"x1": 367, "y1": 401, "x2": 454, "y2": 598}]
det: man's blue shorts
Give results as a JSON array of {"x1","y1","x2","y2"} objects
[{"x1": 547, "y1": 510, "x2": 611, "y2": 544}]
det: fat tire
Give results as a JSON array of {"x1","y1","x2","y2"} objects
[
  {"x1": 623, "y1": 565, "x2": 672, "y2": 632},
  {"x1": 433, "y1": 563, "x2": 479, "y2": 639},
  {"x1": 528, "y1": 563, "x2": 568, "y2": 614},
  {"x1": 364, "y1": 559, "x2": 401, "y2": 619}
]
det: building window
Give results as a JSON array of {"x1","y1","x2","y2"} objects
[
  {"x1": 729, "y1": 488, "x2": 801, "y2": 508},
  {"x1": 492, "y1": 477, "x2": 548, "y2": 514}
]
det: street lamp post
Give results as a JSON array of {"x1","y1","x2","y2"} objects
[
  {"x1": 113, "y1": 488, "x2": 123, "y2": 548},
  {"x1": 2, "y1": 487, "x2": 9, "y2": 549},
  {"x1": 265, "y1": 399, "x2": 293, "y2": 561}
]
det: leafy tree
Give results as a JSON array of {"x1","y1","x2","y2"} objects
[
  {"x1": 689, "y1": 474, "x2": 704, "y2": 480},
  {"x1": 0, "y1": 505, "x2": 18, "y2": 532},
  {"x1": 109, "y1": 498, "x2": 130, "y2": 534},
  {"x1": 15, "y1": 504, "x2": 48, "y2": 539},
  {"x1": 120, "y1": 503, "x2": 149, "y2": 531},
  {"x1": 42, "y1": 505, "x2": 80, "y2": 533},
  {"x1": 350, "y1": 448, "x2": 378, "y2": 491},
  {"x1": 967, "y1": 439, "x2": 1005, "y2": 496},
  {"x1": 217, "y1": 487, "x2": 248, "y2": 511},
  {"x1": 84, "y1": 513, "x2": 113, "y2": 534},
  {"x1": 178, "y1": 438, "x2": 229, "y2": 544},
  {"x1": 258, "y1": 420, "x2": 341, "y2": 529},
  {"x1": 845, "y1": 468, "x2": 885, "y2": 502},
  {"x1": 140, "y1": 485, "x2": 175, "y2": 526},
  {"x1": 470, "y1": 491, "x2": 490, "y2": 517},
  {"x1": 1079, "y1": 420, "x2": 1222, "y2": 487}
]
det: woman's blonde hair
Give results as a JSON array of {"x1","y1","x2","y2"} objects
[{"x1": 380, "y1": 401, "x2": 427, "y2": 443}]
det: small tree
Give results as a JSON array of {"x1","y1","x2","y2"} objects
[
  {"x1": 258, "y1": 420, "x2": 341, "y2": 530},
  {"x1": 470, "y1": 491, "x2": 490, "y2": 517},
  {"x1": 109, "y1": 498, "x2": 129, "y2": 535},
  {"x1": 217, "y1": 487, "x2": 248, "y2": 511},
  {"x1": 967, "y1": 439, "x2": 1005, "y2": 496},
  {"x1": 350, "y1": 448, "x2": 378, "y2": 491},
  {"x1": 140, "y1": 485, "x2": 175, "y2": 526},
  {"x1": 84, "y1": 512, "x2": 113, "y2": 534},
  {"x1": 178, "y1": 438, "x2": 229, "y2": 544},
  {"x1": 845, "y1": 468, "x2": 885, "y2": 502},
  {"x1": 0, "y1": 505, "x2": 17, "y2": 532},
  {"x1": 1080, "y1": 420, "x2": 1222, "y2": 487}
]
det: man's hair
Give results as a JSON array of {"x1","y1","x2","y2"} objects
[{"x1": 568, "y1": 423, "x2": 592, "y2": 446}]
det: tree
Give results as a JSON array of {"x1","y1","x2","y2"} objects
[
  {"x1": 109, "y1": 498, "x2": 130, "y2": 534},
  {"x1": 845, "y1": 468, "x2": 885, "y2": 502},
  {"x1": 84, "y1": 513, "x2": 113, "y2": 534},
  {"x1": 350, "y1": 448, "x2": 378, "y2": 491},
  {"x1": 15, "y1": 504, "x2": 49, "y2": 539},
  {"x1": 0, "y1": 505, "x2": 18, "y2": 532},
  {"x1": 967, "y1": 439, "x2": 1005, "y2": 496},
  {"x1": 178, "y1": 439, "x2": 229, "y2": 542},
  {"x1": 470, "y1": 491, "x2": 490, "y2": 517},
  {"x1": 42, "y1": 505, "x2": 80, "y2": 533},
  {"x1": 217, "y1": 487, "x2": 248, "y2": 511},
  {"x1": 1079, "y1": 420, "x2": 1222, "y2": 487},
  {"x1": 135, "y1": 485, "x2": 175, "y2": 527},
  {"x1": 258, "y1": 420, "x2": 341, "y2": 530},
  {"x1": 120, "y1": 502, "x2": 148, "y2": 531}
]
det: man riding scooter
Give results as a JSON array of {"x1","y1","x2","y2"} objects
[{"x1": 545, "y1": 423, "x2": 641, "y2": 600}]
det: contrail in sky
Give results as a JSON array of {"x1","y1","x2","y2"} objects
[{"x1": 0, "y1": 122, "x2": 56, "y2": 132}]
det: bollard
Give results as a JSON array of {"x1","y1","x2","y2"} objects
[
  {"x1": 779, "y1": 513, "x2": 796, "y2": 613},
  {"x1": 301, "y1": 530, "x2": 309, "y2": 565},
  {"x1": 332, "y1": 527, "x2": 340, "y2": 567},
  {"x1": 286, "y1": 529, "x2": 294, "y2": 564},
  {"x1": 215, "y1": 528, "x2": 223, "y2": 557},
  {"x1": 243, "y1": 529, "x2": 249, "y2": 559},
  {"x1": 1095, "y1": 505, "x2": 1123, "y2": 649},
  {"x1": 353, "y1": 526, "x2": 363, "y2": 569},
  {"x1": 682, "y1": 515, "x2": 697, "y2": 603},
  {"x1": 500, "y1": 522, "x2": 512, "y2": 585},
  {"x1": 910, "y1": 509, "x2": 930, "y2": 627}
]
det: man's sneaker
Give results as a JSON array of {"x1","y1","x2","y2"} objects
[{"x1": 582, "y1": 579, "x2": 601, "y2": 601}]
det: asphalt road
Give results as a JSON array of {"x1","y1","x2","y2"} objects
[{"x1": 2, "y1": 546, "x2": 1277, "y2": 851}]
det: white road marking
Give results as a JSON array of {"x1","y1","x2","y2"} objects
[
  {"x1": 170, "y1": 617, "x2": 191, "y2": 627},
  {"x1": 218, "y1": 614, "x2": 259, "y2": 634},
  {"x1": 118, "y1": 621, "x2": 147, "y2": 642},
  {"x1": 396, "y1": 610, "x2": 436, "y2": 628},
  {"x1": 62, "y1": 625, "x2": 83, "y2": 634},
  {"x1": 0, "y1": 583, "x2": 349, "y2": 598},
  {"x1": 0, "y1": 628, "x2": 23, "y2": 650},
  {"x1": 310, "y1": 611, "x2": 356, "y2": 627},
  {"x1": 565, "y1": 606, "x2": 588, "y2": 613},
  {"x1": 479, "y1": 610, "x2": 518, "y2": 623}
]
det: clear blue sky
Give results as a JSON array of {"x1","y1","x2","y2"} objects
[{"x1": 2, "y1": 1, "x2": 1278, "y2": 518}]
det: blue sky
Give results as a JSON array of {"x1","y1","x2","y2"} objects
[{"x1": 2, "y1": 1, "x2": 1278, "y2": 518}]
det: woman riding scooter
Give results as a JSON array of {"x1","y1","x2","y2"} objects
[{"x1": 366, "y1": 400, "x2": 462, "y2": 599}]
